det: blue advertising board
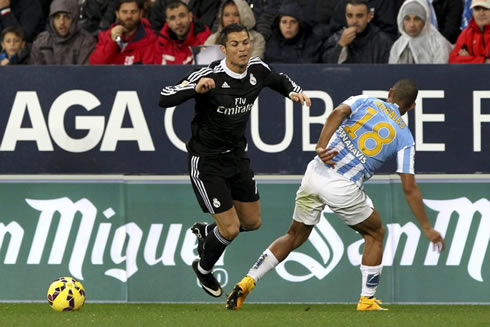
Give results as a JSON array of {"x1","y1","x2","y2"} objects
[{"x1": 0, "y1": 64, "x2": 488, "y2": 174}]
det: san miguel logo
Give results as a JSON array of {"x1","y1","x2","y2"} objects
[
  {"x1": 0, "y1": 197, "x2": 488, "y2": 283},
  {"x1": 276, "y1": 197, "x2": 490, "y2": 283},
  {"x1": 0, "y1": 197, "x2": 203, "y2": 283}
]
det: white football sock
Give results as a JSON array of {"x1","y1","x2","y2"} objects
[
  {"x1": 247, "y1": 248, "x2": 279, "y2": 283},
  {"x1": 360, "y1": 264, "x2": 382, "y2": 297}
]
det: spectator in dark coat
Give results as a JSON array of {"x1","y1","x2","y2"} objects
[
  {"x1": 255, "y1": 0, "x2": 335, "y2": 41},
  {"x1": 0, "y1": 0, "x2": 46, "y2": 43},
  {"x1": 264, "y1": 0, "x2": 322, "y2": 63},
  {"x1": 432, "y1": 0, "x2": 463, "y2": 44},
  {"x1": 80, "y1": 0, "x2": 118, "y2": 37},
  {"x1": 322, "y1": 0, "x2": 393, "y2": 63},
  {"x1": 31, "y1": 0, "x2": 96, "y2": 64},
  {"x1": 329, "y1": 0, "x2": 397, "y2": 39}
]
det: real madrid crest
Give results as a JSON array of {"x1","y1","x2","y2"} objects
[{"x1": 249, "y1": 73, "x2": 256, "y2": 85}]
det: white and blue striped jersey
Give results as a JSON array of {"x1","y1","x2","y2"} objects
[{"x1": 322, "y1": 95, "x2": 415, "y2": 187}]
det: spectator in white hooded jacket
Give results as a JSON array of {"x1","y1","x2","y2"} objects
[
  {"x1": 389, "y1": 0, "x2": 452, "y2": 64},
  {"x1": 205, "y1": 0, "x2": 265, "y2": 58}
]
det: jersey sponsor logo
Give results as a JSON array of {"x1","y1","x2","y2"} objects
[
  {"x1": 216, "y1": 98, "x2": 253, "y2": 115},
  {"x1": 337, "y1": 127, "x2": 367, "y2": 164},
  {"x1": 221, "y1": 81, "x2": 230, "y2": 88},
  {"x1": 249, "y1": 73, "x2": 256, "y2": 85}
]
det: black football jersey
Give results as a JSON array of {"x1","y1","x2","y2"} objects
[{"x1": 159, "y1": 57, "x2": 303, "y2": 156}]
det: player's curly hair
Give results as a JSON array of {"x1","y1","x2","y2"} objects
[
  {"x1": 219, "y1": 23, "x2": 249, "y2": 46},
  {"x1": 392, "y1": 79, "x2": 418, "y2": 110}
]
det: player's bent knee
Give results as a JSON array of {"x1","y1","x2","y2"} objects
[
  {"x1": 220, "y1": 225, "x2": 240, "y2": 240},
  {"x1": 241, "y1": 217, "x2": 262, "y2": 231}
]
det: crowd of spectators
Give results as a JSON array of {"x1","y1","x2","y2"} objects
[{"x1": 0, "y1": 0, "x2": 488, "y2": 65}]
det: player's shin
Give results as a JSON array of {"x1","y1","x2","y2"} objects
[
  {"x1": 360, "y1": 264, "x2": 382, "y2": 297},
  {"x1": 247, "y1": 248, "x2": 280, "y2": 282},
  {"x1": 199, "y1": 226, "x2": 231, "y2": 271}
]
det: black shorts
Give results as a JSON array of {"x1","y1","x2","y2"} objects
[{"x1": 188, "y1": 153, "x2": 260, "y2": 214}]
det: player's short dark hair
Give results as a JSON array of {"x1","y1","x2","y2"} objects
[
  {"x1": 391, "y1": 79, "x2": 418, "y2": 110},
  {"x1": 0, "y1": 25, "x2": 24, "y2": 43},
  {"x1": 346, "y1": 0, "x2": 369, "y2": 11},
  {"x1": 219, "y1": 23, "x2": 249, "y2": 46},
  {"x1": 116, "y1": 0, "x2": 144, "y2": 10},
  {"x1": 165, "y1": 0, "x2": 190, "y2": 12}
]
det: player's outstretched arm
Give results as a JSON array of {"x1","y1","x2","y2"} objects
[{"x1": 399, "y1": 173, "x2": 445, "y2": 252}]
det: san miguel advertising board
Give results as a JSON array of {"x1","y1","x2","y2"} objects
[
  {"x1": 0, "y1": 178, "x2": 488, "y2": 303},
  {"x1": 0, "y1": 65, "x2": 488, "y2": 174}
]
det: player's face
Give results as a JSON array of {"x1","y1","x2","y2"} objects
[
  {"x1": 345, "y1": 4, "x2": 372, "y2": 33},
  {"x1": 222, "y1": 3, "x2": 240, "y2": 27},
  {"x1": 1, "y1": 32, "x2": 24, "y2": 56},
  {"x1": 116, "y1": 2, "x2": 143, "y2": 32},
  {"x1": 279, "y1": 16, "x2": 299, "y2": 39},
  {"x1": 472, "y1": 6, "x2": 490, "y2": 28},
  {"x1": 221, "y1": 31, "x2": 251, "y2": 72},
  {"x1": 403, "y1": 14, "x2": 425, "y2": 37},
  {"x1": 53, "y1": 12, "x2": 72, "y2": 37},
  {"x1": 166, "y1": 4, "x2": 193, "y2": 39}
]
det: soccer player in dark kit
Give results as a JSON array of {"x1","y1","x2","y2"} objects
[{"x1": 158, "y1": 23, "x2": 311, "y2": 297}]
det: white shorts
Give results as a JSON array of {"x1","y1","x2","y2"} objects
[{"x1": 293, "y1": 159, "x2": 374, "y2": 226}]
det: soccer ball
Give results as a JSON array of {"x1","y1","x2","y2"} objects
[{"x1": 47, "y1": 277, "x2": 86, "y2": 312}]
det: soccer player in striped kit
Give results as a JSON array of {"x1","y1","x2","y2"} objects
[
  {"x1": 226, "y1": 79, "x2": 445, "y2": 311},
  {"x1": 158, "y1": 23, "x2": 310, "y2": 298}
]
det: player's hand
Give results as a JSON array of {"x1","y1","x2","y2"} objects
[
  {"x1": 316, "y1": 147, "x2": 338, "y2": 167},
  {"x1": 424, "y1": 227, "x2": 445, "y2": 252},
  {"x1": 338, "y1": 27, "x2": 357, "y2": 47},
  {"x1": 289, "y1": 92, "x2": 311, "y2": 106},
  {"x1": 0, "y1": 58, "x2": 9, "y2": 66},
  {"x1": 111, "y1": 25, "x2": 127, "y2": 41},
  {"x1": 195, "y1": 77, "x2": 215, "y2": 93}
]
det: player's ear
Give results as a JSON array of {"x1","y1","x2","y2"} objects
[{"x1": 220, "y1": 44, "x2": 226, "y2": 55}]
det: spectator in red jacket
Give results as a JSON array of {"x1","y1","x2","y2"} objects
[
  {"x1": 449, "y1": 0, "x2": 490, "y2": 63},
  {"x1": 90, "y1": 0, "x2": 156, "y2": 65},
  {"x1": 154, "y1": 0, "x2": 210, "y2": 65}
]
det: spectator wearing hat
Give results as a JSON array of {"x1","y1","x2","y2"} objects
[
  {"x1": 449, "y1": 0, "x2": 490, "y2": 63},
  {"x1": 389, "y1": 0, "x2": 452, "y2": 63}
]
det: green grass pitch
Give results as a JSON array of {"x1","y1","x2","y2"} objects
[{"x1": 1, "y1": 303, "x2": 489, "y2": 327}]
